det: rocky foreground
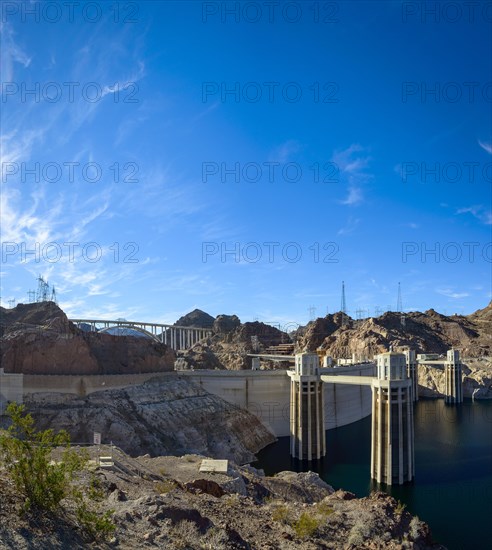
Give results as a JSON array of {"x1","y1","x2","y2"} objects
[{"x1": 0, "y1": 450, "x2": 445, "y2": 549}]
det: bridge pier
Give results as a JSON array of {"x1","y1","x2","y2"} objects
[
  {"x1": 371, "y1": 352, "x2": 414, "y2": 485},
  {"x1": 444, "y1": 349, "x2": 463, "y2": 404},
  {"x1": 404, "y1": 349, "x2": 419, "y2": 401},
  {"x1": 288, "y1": 353, "x2": 326, "y2": 461}
]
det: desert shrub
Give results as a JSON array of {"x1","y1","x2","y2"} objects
[
  {"x1": 348, "y1": 519, "x2": 371, "y2": 546},
  {"x1": 316, "y1": 501, "x2": 335, "y2": 517},
  {"x1": 200, "y1": 527, "x2": 228, "y2": 550},
  {"x1": 271, "y1": 503, "x2": 290, "y2": 523},
  {"x1": 172, "y1": 520, "x2": 200, "y2": 548},
  {"x1": 293, "y1": 512, "x2": 320, "y2": 538},
  {"x1": 0, "y1": 402, "x2": 85, "y2": 512},
  {"x1": 155, "y1": 479, "x2": 177, "y2": 494},
  {"x1": 0, "y1": 402, "x2": 115, "y2": 540},
  {"x1": 395, "y1": 500, "x2": 407, "y2": 514},
  {"x1": 409, "y1": 515, "x2": 422, "y2": 539}
]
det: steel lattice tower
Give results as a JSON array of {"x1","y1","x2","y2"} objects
[
  {"x1": 341, "y1": 281, "x2": 346, "y2": 314},
  {"x1": 396, "y1": 282, "x2": 403, "y2": 313}
]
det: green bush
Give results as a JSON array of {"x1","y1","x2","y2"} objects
[
  {"x1": 316, "y1": 501, "x2": 335, "y2": 517},
  {"x1": 0, "y1": 402, "x2": 115, "y2": 541},
  {"x1": 271, "y1": 503, "x2": 290, "y2": 523},
  {"x1": 395, "y1": 500, "x2": 407, "y2": 515},
  {"x1": 293, "y1": 512, "x2": 319, "y2": 538},
  {"x1": 155, "y1": 479, "x2": 177, "y2": 494},
  {"x1": 0, "y1": 402, "x2": 85, "y2": 512}
]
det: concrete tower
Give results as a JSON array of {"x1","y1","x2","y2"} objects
[
  {"x1": 404, "y1": 349, "x2": 419, "y2": 401},
  {"x1": 444, "y1": 349, "x2": 463, "y2": 404},
  {"x1": 288, "y1": 352, "x2": 326, "y2": 460},
  {"x1": 371, "y1": 352, "x2": 414, "y2": 485}
]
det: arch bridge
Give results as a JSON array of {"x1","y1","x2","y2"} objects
[{"x1": 69, "y1": 318, "x2": 212, "y2": 350}]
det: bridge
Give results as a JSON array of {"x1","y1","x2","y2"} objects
[{"x1": 69, "y1": 318, "x2": 212, "y2": 350}]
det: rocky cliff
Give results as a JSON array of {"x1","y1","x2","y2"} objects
[
  {"x1": 176, "y1": 319, "x2": 291, "y2": 371},
  {"x1": 417, "y1": 358, "x2": 492, "y2": 399},
  {"x1": 22, "y1": 375, "x2": 276, "y2": 464},
  {"x1": 297, "y1": 302, "x2": 492, "y2": 359},
  {"x1": 0, "y1": 303, "x2": 175, "y2": 375}
]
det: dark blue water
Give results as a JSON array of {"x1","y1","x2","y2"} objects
[{"x1": 254, "y1": 399, "x2": 492, "y2": 550}]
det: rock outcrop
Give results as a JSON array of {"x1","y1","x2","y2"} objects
[
  {"x1": 23, "y1": 375, "x2": 276, "y2": 464},
  {"x1": 417, "y1": 359, "x2": 492, "y2": 398},
  {"x1": 0, "y1": 303, "x2": 176, "y2": 375},
  {"x1": 174, "y1": 309, "x2": 215, "y2": 328},
  {"x1": 297, "y1": 303, "x2": 492, "y2": 359},
  {"x1": 0, "y1": 451, "x2": 444, "y2": 550},
  {"x1": 177, "y1": 320, "x2": 291, "y2": 370}
]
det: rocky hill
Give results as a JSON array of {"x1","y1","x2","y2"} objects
[
  {"x1": 174, "y1": 309, "x2": 215, "y2": 328},
  {"x1": 0, "y1": 448, "x2": 444, "y2": 549},
  {"x1": 176, "y1": 319, "x2": 291, "y2": 370},
  {"x1": 297, "y1": 302, "x2": 492, "y2": 359},
  {"x1": 0, "y1": 303, "x2": 175, "y2": 375},
  {"x1": 20, "y1": 375, "x2": 275, "y2": 465}
]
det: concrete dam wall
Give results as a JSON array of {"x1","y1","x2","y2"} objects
[
  {"x1": 179, "y1": 364, "x2": 375, "y2": 436},
  {"x1": 21, "y1": 363, "x2": 375, "y2": 437}
]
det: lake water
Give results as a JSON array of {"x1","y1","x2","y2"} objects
[{"x1": 254, "y1": 398, "x2": 492, "y2": 550}]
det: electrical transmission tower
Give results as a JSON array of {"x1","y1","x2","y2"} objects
[
  {"x1": 251, "y1": 335, "x2": 259, "y2": 353},
  {"x1": 341, "y1": 281, "x2": 346, "y2": 314},
  {"x1": 8, "y1": 298, "x2": 16, "y2": 308},
  {"x1": 36, "y1": 276, "x2": 50, "y2": 301},
  {"x1": 396, "y1": 282, "x2": 403, "y2": 313},
  {"x1": 27, "y1": 290, "x2": 36, "y2": 303},
  {"x1": 34, "y1": 275, "x2": 58, "y2": 304},
  {"x1": 308, "y1": 306, "x2": 317, "y2": 321}
]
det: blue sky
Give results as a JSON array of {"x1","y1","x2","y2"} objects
[{"x1": 1, "y1": 0, "x2": 491, "y2": 326}]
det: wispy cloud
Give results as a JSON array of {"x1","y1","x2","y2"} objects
[
  {"x1": 0, "y1": 23, "x2": 31, "y2": 83},
  {"x1": 478, "y1": 140, "x2": 492, "y2": 154},
  {"x1": 340, "y1": 187, "x2": 363, "y2": 206},
  {"x1": 332, "y1": 144, "x2": 372, "y2": 206},
  {"x1": 456, "y1": 205, "x2": 492, "y2": 225},
  {"x1": 268, "y1": 140, "x2": 301, "y2": 163},
  {"x1": 436, "y1": 288, "x2": 470, "y2": 299},
  {"x1": 337, "y1": 216, "x2": 360, "y2": 235}
]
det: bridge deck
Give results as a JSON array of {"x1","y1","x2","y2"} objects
[{"x1": 69, "y1": 318, "x2": 211, "y2": 331}]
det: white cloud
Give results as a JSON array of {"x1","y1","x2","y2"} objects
[
  {"x1": 436, "y1": 288, "x2": 470, "y2": 299},
  {"x1": 332, "y1": 144, "x2": 372, "y2": 206},
  {"x1": 340, "y1": 187, "x2": 363, "y2": 206},
  {"x1": 456, "y1": 205, "x2": 492, "y2": 225},
  {"x1": 337, "y1": 216, "x2": 360, "y2": 235},
  {"x1": 0, "y1": 23, "x2": 31, "y2": 83},
  {"x1": 268, "y1": 140, "x2": 301, "y2": 163},
  {"x1": 478, "y1": 140, "x2": 492, "y2": 155}
]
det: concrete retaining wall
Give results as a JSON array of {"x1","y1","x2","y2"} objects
[{"x1": 0, "y1": 370, "x2": 24, "y2": 413}]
